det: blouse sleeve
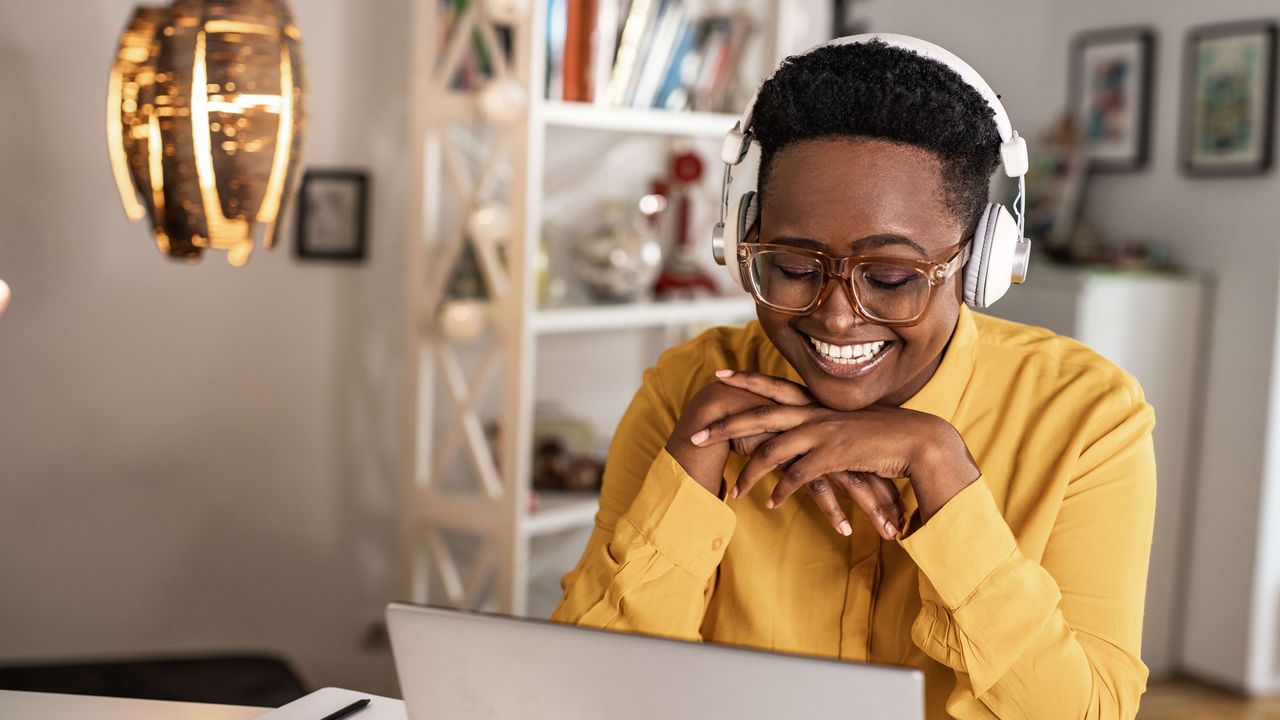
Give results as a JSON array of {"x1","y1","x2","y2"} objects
[
  {"x1": 550, "y1": 365, "x2": 736, "y2": 640},
  {"x1": 900, "y1": 384, "x2": 1156, "y2": 719}
]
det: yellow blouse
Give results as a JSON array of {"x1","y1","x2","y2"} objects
[{"x1": 551, "y1": 306, "x2": 1156, "y2": 719}]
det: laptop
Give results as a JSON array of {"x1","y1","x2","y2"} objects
[{"x1": 386, "y1": 603, "x2": 924, "y2": 719}]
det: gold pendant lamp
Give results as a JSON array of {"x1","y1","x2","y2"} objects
[{"x1": 108, "y1": 0, "x2": 306, "y2": 266}]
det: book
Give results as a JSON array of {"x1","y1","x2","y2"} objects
[
  {"x1": 631, "y1": 2, "x2": 686, "y2": 108},
  {"x1": 606, "y1": 0, "x2": 656, "y2": 106},
  {"x1": 590, "y1": 0, "x2": 624, "y2": 106},
  {"x1": 622, "y1": 0, "x2": 668, "y2": 105},
  {"x1": 562, "y1": 0, "x2": 596, "y2": 102},
  {"x1": 545, "y1": 0, "x2": 567, "y2": 100},
  {"x1": 655, "y1": 19, "x2": 695, "y2": 110},
  {"x1": 689, "y1": 13, "x2": 750, "y2": 112}
]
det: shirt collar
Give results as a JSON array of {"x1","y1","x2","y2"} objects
[{"x1": 899, "y1": 304, "x2": 978, "y2": 424}]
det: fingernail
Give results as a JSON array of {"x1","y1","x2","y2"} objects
[
  {"x1": 715, "y1": 369, "x2": 733, "y2": 378},
  {"x1": 729, "y1": 486, "x2": 739, "y2": 500},
  {"x1": 838, "y1": 521, "x2": 852, "y2": 537},
  {"x1": 689, "y1": 430, "x2": 709, "y2": 445},
  {"x1": 883, "y1": 519, "x2": 898, "y2": 539},
  {"x1": 765, "y1": 498, "x2": 776, "y2": 509}
]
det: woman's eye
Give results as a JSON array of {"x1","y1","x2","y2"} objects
[
  {"x1": 862, "y1": 265, "x2": 917, "y2": 288},
  {"x1": 775, "y1": 264, "x2": 818, "y2": 280}
]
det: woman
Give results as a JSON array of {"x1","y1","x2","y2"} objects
[{"x1": 552, "y1": 38, "x2": 1155, "y2": 719}]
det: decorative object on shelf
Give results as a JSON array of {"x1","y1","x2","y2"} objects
[
  {"x1": 571, "y1": 198, "x2": 663, "y2": 302},
  {"x1": 439, "y1": 299, "x2": 488, "y2": 343},
  {"x1": 531, "y1": 413, "x2": 603, "y2": 492},
  {"x1": 107, "y1": 0, "x2": 307, "y2": 266},
  {"x1": 1020, "y1": 113, "x2": 1089, "y2": 261},
  {"x1": 295, "y1": 170, "x2": 368, "y2": 261},
  {"x1": 466, "y1": 203, "x2": 512, "y2": 250},
  {"x1": 1069, "y1": 27, "x2": 1154, "y2": 172},
  {"x1": 481, "y1": 0, "x2": 527, "y2": 25},
  {"x1": 1181, "y1": 20, "x2": 1277, "y2": 176},
  {"x1": 654, "y1": 149, "x2": 718, "y2": 299},
  {"x1": 478, "y1": 78, "x2": 528, "y2": 124}
]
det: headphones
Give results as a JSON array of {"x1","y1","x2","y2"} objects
[{"x1": 711, "y1": 33, "x2": 1032, "y2": 309}]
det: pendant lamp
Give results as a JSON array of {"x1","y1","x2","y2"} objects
[{"x1": 107, "y1": 0, "x2": 306, "y2": 266}]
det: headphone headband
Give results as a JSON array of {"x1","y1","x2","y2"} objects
[{"x1": 721, "y1": 33, "x2": 1029, "y2": 179}]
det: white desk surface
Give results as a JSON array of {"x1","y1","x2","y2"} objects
[{"x1": 0, "y1": 689, "x2": 270, "y2": 719}]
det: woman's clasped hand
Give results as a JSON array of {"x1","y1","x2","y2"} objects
[{"x1": 664, "y1": 369, "x2": 981, "y2": 541}]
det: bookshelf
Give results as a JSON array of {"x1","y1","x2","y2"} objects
[
  {"x1": 540, "y1": 101, "x2": 741, "y2": 137},
  {"x1": 401, "y1": 0, "x2": 782, "y2": 617}
]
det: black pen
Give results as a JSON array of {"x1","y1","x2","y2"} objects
[{"x1": 319, "y1": 698, "x2": 371, "y2": 720}]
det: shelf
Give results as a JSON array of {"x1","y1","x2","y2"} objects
[
  {"x1": 533, "y1": 296, "x2": 757, "y2": 335},
  {"x1": 539, "y1": 101, "x2": 740, "y2": 138},
  {"x1": 523, "y1": 490, "x2": 600, "y2": 537}
]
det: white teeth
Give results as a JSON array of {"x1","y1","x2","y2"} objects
[{"x1": 808, "y1": 337, "x2": 886, "y2": 365}]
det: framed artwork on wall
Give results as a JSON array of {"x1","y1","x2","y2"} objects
[
  {"x1": 1181, "y1": 21, "x2": 1277, "y2": 176},
  {"x1": 295, "y1": 169, "x2": 370, "y2": 261},
  {"x1": 1070, "y1": 27, "x2": 1156, "y2": 172}
]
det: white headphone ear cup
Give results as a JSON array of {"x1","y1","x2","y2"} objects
[
  {"x1": 723, "y1": 191, "x2": 757, "y2": 291},
  {"x1": 963, "y1": 203, "x2": 1018, "y2": 308}
]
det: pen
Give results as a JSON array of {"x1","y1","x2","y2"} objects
[{"x1": 318, "y1": 698, "x2": 371, "y2": 720}]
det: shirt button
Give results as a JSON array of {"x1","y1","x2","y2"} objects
[{"x1": 711, "y1": 537, "x2": 723, "y2": 551}]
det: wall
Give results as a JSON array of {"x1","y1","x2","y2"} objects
[
  {"x1": 1038, "y1": 0, "x2": 1280, "y2": 694},
  {"x1": 0, "y1": 0, "x2": 408, "y2": 695},
  {"x1": 855, "y1": 0, "x2": 1280, "y2": 693}
]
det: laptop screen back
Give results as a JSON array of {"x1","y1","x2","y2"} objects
[{"x1": 387, "y1": 603, "x2": 924, "y2": 720}]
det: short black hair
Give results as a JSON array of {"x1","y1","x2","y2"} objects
[{"x1": 750, "y1": 40, "x2": 1002, "y2": 236}]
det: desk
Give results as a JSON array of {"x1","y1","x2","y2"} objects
[{"x1": 0, "y1": 689, "x2": 269, "y2": 719}]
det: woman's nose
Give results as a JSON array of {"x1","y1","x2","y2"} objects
[{"x1": 810, "y1": 279, "x2": 865, "y2": 335}]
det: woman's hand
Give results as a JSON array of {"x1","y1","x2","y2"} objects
[
  {"x1": 665, "y1": 372, "x2": 811, "y2": 497},
  {"x1": 690, "y1": 370, "x2": 981, "y2": 538}
]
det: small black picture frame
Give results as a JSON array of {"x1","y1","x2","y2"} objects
[
  {"x1": 295, "y1": 169, "x2": 369, "y2": 261},
  {"x1": 1181, "y1": 20, "x2": 1278, "y2": 177},
  {"x1": 1069, "y1": 27, "x2": 1156, "y2": 172}
]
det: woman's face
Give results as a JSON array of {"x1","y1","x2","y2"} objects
[{"x1": 754, "y1": 138, "x2": 967, "y2": 411}]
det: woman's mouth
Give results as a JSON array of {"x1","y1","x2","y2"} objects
[{"x1": 805, "y1": 335, "x2": 893, "y2": 377}]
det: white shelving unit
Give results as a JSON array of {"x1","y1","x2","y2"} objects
[
  {"x1": 400, "y1": 0, "x2": 779, "y2": 617},
  {"x1": 534, "y1": 296, "x2": 756, "y2": 334},
  {"x1": 540, "y1": 101, "x2": 742, "y2": 137}
]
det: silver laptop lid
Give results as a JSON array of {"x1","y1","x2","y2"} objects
[{"x1": 387, "y1": 603, "x2": 923, "y2": 720}]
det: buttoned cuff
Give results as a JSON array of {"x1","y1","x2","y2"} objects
[
  {"x1": 618, "y1": 448, "x2": 738, "y2": 581},
  {"x1": 899, "y1": 476, "x2": 1018, "y2": 610}
]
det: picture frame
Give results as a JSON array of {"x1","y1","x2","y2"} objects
[
  {"x1": 1070, "y1": 27, "x2": 1156, "y2": 172},
  {"x1": 295, "y1": 170, "x2": 369, "y2": 261},
  {"x1": 1181, "y1": 21, "x2": 1278, "y2": 176}
]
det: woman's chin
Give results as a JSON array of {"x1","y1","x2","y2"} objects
[{"x1": 804, "y1": 376, "x2": 884, "y2": 412}]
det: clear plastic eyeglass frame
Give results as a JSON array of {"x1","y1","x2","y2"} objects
[{"x1": 737, "y1": 228, "x2": 972, "y2": 327}]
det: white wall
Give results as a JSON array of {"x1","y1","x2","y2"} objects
[
  {"x1": 1036, "y1": 0, "x2": 1280, "y2": 694},
  {"x1": 0, "y1": 0, "x2": 409, "y2": 695},
  {"x1": 854, "y1": 0, "x2": 1280, "y2": 693}
]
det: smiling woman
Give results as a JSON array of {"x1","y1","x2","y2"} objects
[{"x1": 552, "y1": 36, "x2": 1155, "y2": 720}]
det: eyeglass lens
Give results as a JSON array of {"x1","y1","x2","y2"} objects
[{"x1": 747, "y1": 250, "x2": 931, "y2": 322}]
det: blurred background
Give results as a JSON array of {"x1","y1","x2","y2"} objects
[{"x1": 1, "y1": 0, "x2": 1279, "y2": 714}]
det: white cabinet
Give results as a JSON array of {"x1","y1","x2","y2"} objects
[{"x1": 982, "y1": 261, "x2": 1207, "y2": 679}]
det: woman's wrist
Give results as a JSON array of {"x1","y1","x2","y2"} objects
[
  {"x1": 908, "y1": 416, "x2": 980, "y2": 523},
  {"x1": 665, "y1": 440, "x2": 727, "y2": 497}
]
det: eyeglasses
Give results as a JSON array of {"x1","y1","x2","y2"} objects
[{"x1": 737, "y1": 231, "x2": 972, "y2": 327}]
